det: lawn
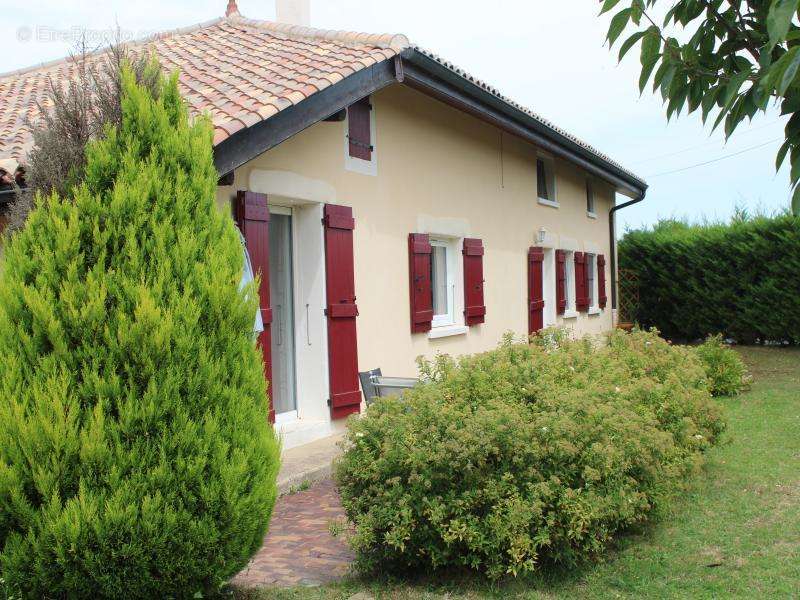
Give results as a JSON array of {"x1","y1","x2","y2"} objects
[{"x1": 236, "y1": 346, "x2": 800, "y2": 600}]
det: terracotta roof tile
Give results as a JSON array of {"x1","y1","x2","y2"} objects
[
  {"x1": 0, "y1": 13, "x2": 643, "y2": 186},
  {"x1": 0, "y1": 15, "x2": 407, "y2": 163}
]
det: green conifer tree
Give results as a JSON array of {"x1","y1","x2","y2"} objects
[{"x1": 0, "y1": 61, "x2": 280, "y2": 599}]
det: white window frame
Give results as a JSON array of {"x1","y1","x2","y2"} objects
[
  {"x1": 344, "y1": 97, "x2": 378, "y2": 176},
  {"x1": 563, "y1": 250, "x2": 577, "y2": 318},
  {"x1": 543, "y1": 248, "x2": 557, "y2": 327},
  {"x1": 586, "y1": 179, "x2": 597, "y2": 218},
  {"x1": 430, "y1": 237, "x2": 458, "y2": 329},
  {"x1": 536, "y1": 154, "x2": 558, "y2": 208},
  {"x1": 586, "y1": 252, "x2": 602, "y2": 315}
]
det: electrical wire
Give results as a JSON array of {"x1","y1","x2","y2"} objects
[
  {"x1": 630, "y1": 118, "x2": 783, "y2": 165},
  {"x1": 645, "y1": 138, "x2": 783, "y2": 178}
]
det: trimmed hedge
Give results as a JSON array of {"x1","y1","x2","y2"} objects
[
  {"x1": 335, "y1": 330, "x2": 728, "y2": 579},
  {"x1": 0, "y1": 64, "x2": 280, "y2": 598},
  {"x1": 618, "y1": 213, "x2": 800, "y2": 344}
]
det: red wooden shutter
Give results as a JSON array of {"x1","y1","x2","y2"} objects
[
  {"x1": 555, "y1": 249, "x2": 567, "y2": 315},
  {"x1": 408, "y1": 233, "x2": 433, "y2": 333},
  {"x1": 463, "y1": 238, "x2": 486, "y2": 326},
  {"x1": 324, "y1": 204, "x2": 361, "y2": 419},
  {"x1": 598, "y1": 254, "x2": 607, "y2": 309},
  {"x1": 575, "y1": 251, "x2": 588, "y2": 311},
  {"x1": 236, "y1": 191, "x2": 274, "y2": 424},
  {"x1": 528, "y1": 246, "x2": 545, "y2": 335},
  {"x1": 348, "y1": 97, "x2": 372, "y2": 161}
]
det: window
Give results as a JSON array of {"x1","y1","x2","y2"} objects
[
  {"x1": 345, "y1": 96, "x2": 377, "y2": 175},
  {"x1": 586, "y1": 253, "x2": 597, "y2": 309},
  {"x1": 537, "y1": 156, "x2": 557, "y2": 207},
  {"x1": 586, "y1": 180, "x2": 596, "y2": 216},
  {"x1": 543, "y1": 248, "x2": 556, "y2": 327},
  {"x1": 563, "y1": 250, "x2": 576, "y2": 315},
  {"x1": 430, "y1": 238, "x2": 457, "y2": 327}
]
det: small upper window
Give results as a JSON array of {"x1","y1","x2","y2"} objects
[
  {"x1": 537, "y1": 157, "x2": 557, "y2": 206},
  {"x1": 586, "y1": 180, "x2": 596, "y2": 215},
  {"x1": 430, "y1": 238, "x2": 457, "y2": 328},
  {"x1": 348, "y1": 97, "x2": 372, "y2": 161}
]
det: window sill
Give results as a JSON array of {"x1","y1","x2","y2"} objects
[
  {"x1": 586, "y1": 211, "x2": 598, "y2": 219},
  {"x1": 588, "y1": 307, "x2": 602, "y2": 316},
  {"x1": 562, "y1": 310, "x2": 579, "y2": 319},
  {"x1": 345, "y1": 154, "x2": 377, "y2": 176},
  {"x1": 538, "y1": 197, "x2": 559, "y2": 209},
  {"x1": 428, "y1": 325, "x2": 469, "y2": 340}
]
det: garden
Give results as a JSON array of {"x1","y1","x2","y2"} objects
[
  {"x1": 2, "y1": 57, "x2": 798, "y2": 600},
  {"x1": 239, "y1": 342, "x2": 800, "y2": 599}
]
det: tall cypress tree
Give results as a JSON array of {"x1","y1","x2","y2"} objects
[{"x1": 0, "y1": 62, "x2": 280, "y2": 598}]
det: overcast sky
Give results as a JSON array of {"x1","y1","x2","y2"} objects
[{"x1": 1, "y1": 0, "x2": 791, "y2": 233}]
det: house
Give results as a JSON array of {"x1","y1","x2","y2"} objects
[{"x1": 0, "y1": 0, "x2": 648, "y2": 449}]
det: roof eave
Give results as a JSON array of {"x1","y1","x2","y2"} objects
[
  {"x1": 213, "y1": 58, "x2": 397, "y2": 176},
  {"x1": 213, "y1": 48, "x2": 647, "y2": 199},
  {"x1": 400, "y1": 49, "x2": 647, "y2": 197}
]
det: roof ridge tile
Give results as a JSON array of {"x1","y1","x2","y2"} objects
[{"x1": 231, "y1": 16, "x2": 410, "y2": 52}]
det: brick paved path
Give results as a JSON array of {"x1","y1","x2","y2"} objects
[{"x1": 232, "y1": 479, "x2": 354, "y2": 588}]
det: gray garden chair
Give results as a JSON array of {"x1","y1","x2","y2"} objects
[{"x1": 359, "y1": 368, "x2": 419, "y2": 406}]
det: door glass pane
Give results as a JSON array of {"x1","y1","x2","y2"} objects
[
  {"x1": 431, "y1": 245, "x2": 448, "y2": 317},
  {"x1": 269, "y1": 213, "x2": 297, "y2": 415}
]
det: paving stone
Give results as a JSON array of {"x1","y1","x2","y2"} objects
[{"x1": 232, "y1": 478, "x2": 354, "y2": 588}]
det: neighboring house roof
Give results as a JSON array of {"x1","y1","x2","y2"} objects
[{"x1": 0, "y1": 7, "x2": 646, "y2": 196}]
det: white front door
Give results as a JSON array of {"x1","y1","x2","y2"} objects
[{"x1": 269, "y1": 209, "x2": 297, "y2": 420}]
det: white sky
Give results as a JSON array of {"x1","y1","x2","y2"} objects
[{"x1": 1, "y1": 0, "x2": 791, "y2": 233}]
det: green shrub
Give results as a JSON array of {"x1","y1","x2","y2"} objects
[
  {"x1": 0, "y1": 63, "x2": 280, "y2": 598},
  {"x1": 334, "y1": 330, "x2": 724, "y2": 579},
  {"x1": 618, "y1": 213, "x2": 800, "y2": 344},
  {"x1": 694, "y1": 335, "x2": 750, "y2": 397}
]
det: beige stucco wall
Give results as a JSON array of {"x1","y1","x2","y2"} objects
[{"x1": 218, "y1": 83, "x2": 616, "y2": 378}]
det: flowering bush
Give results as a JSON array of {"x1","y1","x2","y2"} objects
[
  {"x1": 335, "y1": 329, "x2": 724, "y2": 579},
  {"x1": 694, "y1": 335, "x2": 750, "y2": 397}
]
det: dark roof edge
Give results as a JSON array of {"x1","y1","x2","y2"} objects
[
  {"x1": 400, "y1": 48, "x2": 647, "y2": 197},
  {"x1": 214, "y1": 49, "x2": 647, "y2": 198},
  {"x1": 214, "y1": 59, "x2": 397, "y2": 175}
]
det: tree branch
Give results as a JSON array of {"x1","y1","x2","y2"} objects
[{"x1": 701, "y1": 0, "x2": 761, "y2": 61}]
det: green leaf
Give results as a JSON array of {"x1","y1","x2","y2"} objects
[
  {"x1": 701, "y1": 85, "x2": 721, "y2": 124},
  {"x1": 792, "y1": 183, "x2": 800, "y2": 215},
  {"x1": 778, "y1": 49, "x2": 800, "y2": 95},
  {"x1": 711, "y1": 104, "x2": 730, "y2": 133},
  {"x1": 721, "y1": 69, "x2": 752, "y2": 107},
  {"x1": 662, "y1": 4, "x2": 679, "y2": 27},
  {"x1": 640, "y1": 26, "x2": 662, "y2": 66},
  {"x1": 639, "y1": 58, "x2": 659, "y2": 93},
  {"x1": 607, "y1": 8, "x2": 633, "y2": 46},
  {"x1": 599, "y1": 0, "x2": 623, "y2": 15},
  {"x1": 631, "y1": 0, "x2": 644, "y2": 25},
  {"x1": 767, "y1": 0, "x2": 800, "y2": 53},
  {"x1": 724, "y1": 98, "x2": 745, "y2": 138},
  {"x1": 790, "y1": 146, "x2": 800, "y2": 185},
  {"x1": 777, "y1": 139, "x2": 792, "y2": 171},
  {"x1": 780, "y1": 94, "x2": 800, "y2": 115},
  {"x1": 618, "y1": 30, "x2": 647, "y2": 61},
  {"x1": 688, "y1": 80, "x2": 705, "y2": 113},
  {"x1": 658, "y1": 64, "x2": 678, "y2": 99}
]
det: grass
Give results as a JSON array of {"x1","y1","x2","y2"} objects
[{"x1": 234, "y1": 346, "x2": 800, "y2": 599}]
